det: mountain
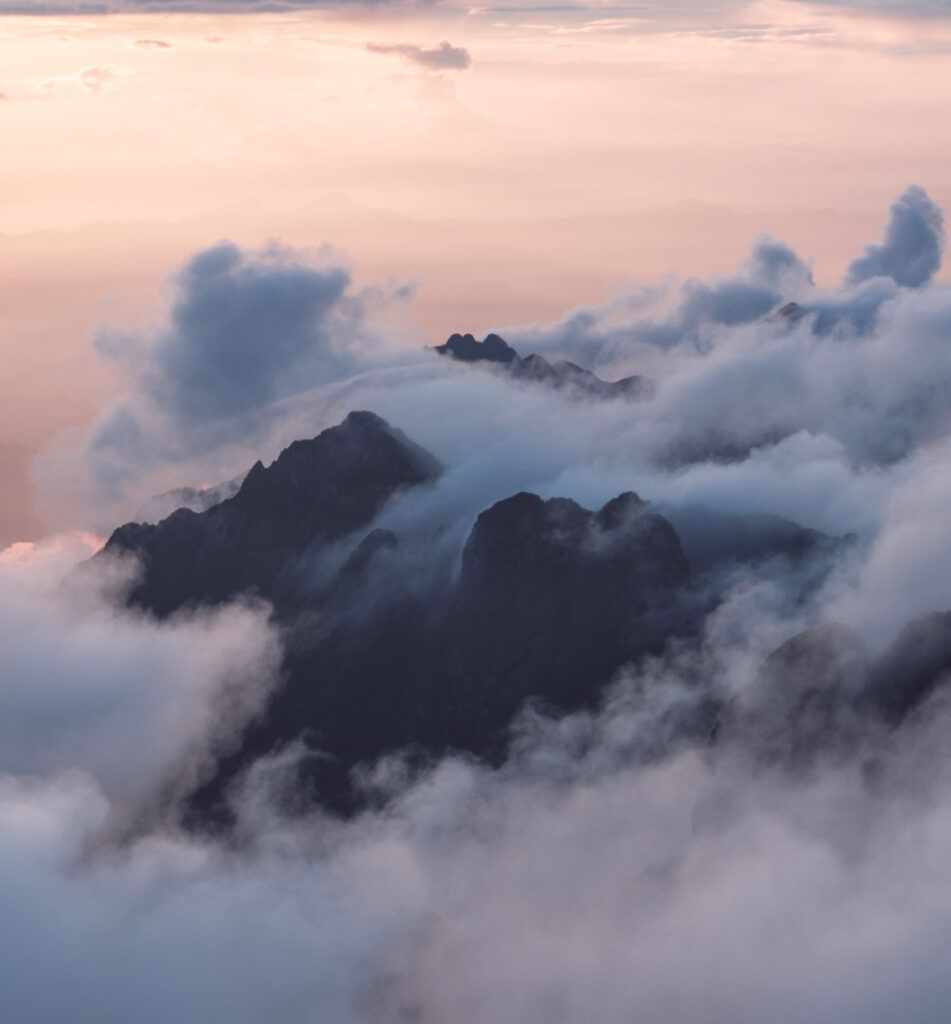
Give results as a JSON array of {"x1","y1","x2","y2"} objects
[
  {"x1": 719, "y1": 611, "x2": 951, "y2": 765},
  {"x1": 103, "y1": 411, "x2": 440, "y2": 616},
  {"x1": 96, "y1": 412, "x2": 698, "y2": 817},
  {"x1": 659, "y1": 503, "x2": 858, "y2": 579},
  {"x1": 434, "y1": 332, "x2": 653, "y2": 399},
  {"x1": 94, "y1": 409, "x2": 946, "y2": 822},
  {"x1": 439, "y1": 490, "x2": 690, "y2": 748},
  {"x1": 187, "y1": 486, "x2": 695, "y2": 818}
]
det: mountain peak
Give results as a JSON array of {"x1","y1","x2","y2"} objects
[
  {"x1": 101, "y1": 411, "x2": 440, "y2": 615},
  {"x1": 435, "y1": 332, "x2": 520, "y2": 364}
]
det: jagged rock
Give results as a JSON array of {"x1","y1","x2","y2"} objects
[
  {"x1": 101, "y1": 411, "x2": 440, "y2": 615},
  {"x1": 439, "y1": 491, "x2": 690, "y2": 749},
  {"x1": 153, "y1": 450, "x2": 693, "y2": 817},
  {"x1": 435, "y1": 331, "x2": 519, "y2": 364},
  {"x1": 95, "y1": 409, "x2": 872, "y2": 820},
  {"x1": 433, "y1": 331, "x2": 652, "y2": 400},
  {"x1": 768, "y1": 301, "x2": 807, "y2": 326}
]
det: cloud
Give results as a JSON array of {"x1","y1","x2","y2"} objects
[
  {"x1": 502, "y1": 233, "x2": 813, "y2": 361},
  {"x1": 37, "y1": 65, "x2": 129, "y2": 96},
  {"x1": 3, "y1": 581, "x2": 951, "y2": 1022},
  {"x1": 134, "y1": 38, "x2": 172, "y2": 49},
  {"x1": 45, "y1": 187, "x2": 951, "y2": 546},
  {"x1": 845, "y1": 185, "x2": 946, "y2": 289},
  {"x1": 1, "y1": 0, "x2": 439, "y2": 11},
  {"x1": 480, "y1": 188, "x2": 951, "y2": 475},
  {"x1": 807, "y1": 0, "x2": 951, "y2": 15},
  {"x1": 68, "y1": 241, "x2": 416, "y2": 520},
  {"x1": 0, "y1": 533, "x2": 280, "y2": 814},
  {"x1": 366, "y1": 40, "x2": 472, "y2": 71},
  {"x1": 16, "y1": 184, "x2": 951, "y2": 1023}
]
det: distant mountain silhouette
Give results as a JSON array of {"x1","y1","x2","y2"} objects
[
  {"x1": 718, "y1": 612, "x2": 951, "y2": 765},
  {"x1": 435, "y1": 332, "x2": 653, "y2": 399}
]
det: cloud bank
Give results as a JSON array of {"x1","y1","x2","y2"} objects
[
  {"x1": 366, "y1": 41, "x2": 472, "y2": 71},
  {"x1": 71, "y1": 240, "x2": 416, "y2": 522},
  {"x1": 845, "y1": 185, "x2": 945, "y2": 289},
  {"x1": 13, "y1": 183, "x2": 951, "y2": 1023},
  {"x1": 4, "y1": 558, "x2": 951, "y2": 1023}
]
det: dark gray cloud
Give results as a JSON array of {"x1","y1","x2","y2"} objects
[
  {"x1": 367, "y1": 40, "x2": 471, "y2": 71},
  {"x1": 845, "y1": 185, "x2": 945, "y2": 289},
  {"x1": 507, "y1": 187, "x2": 942, "y2": 361},
  {"x1": 113, "y1": 241, "x2": 351, "y2": 424},
  {"x1": 808, "y1": 0, "x2": 951, "y2": 15},
  {"x1": 79, "y1": 241, "x2": 414, "y2": 515},
  {"x1": 503, "y1": 234, "x2": 813, "y2": 360},
  {"x1": 0, "y1": 0, "x2": 433, "y2": 11}
]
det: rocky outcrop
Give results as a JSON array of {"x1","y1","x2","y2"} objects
[
  {"x1": 94, "y1": 410, "x2": 888, "y2": 819},
  {"x1": 102, "y1": 411, "x2": 440, "y2": 615},
  {"x1": 434, "y1": 332, "x2": 652, "y2": 400}
]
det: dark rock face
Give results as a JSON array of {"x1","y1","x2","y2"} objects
[
  {"x1": 435, "y1": 332, "x2": 519, "y2": 365},
  {"x1": 768, "y1": 301, "x2": 807, "y2": 326},
  {"x1": 660, "y1": 504, "x2": 857, "y2": 582},
  {"x1": 434, "y1": 332, "x2": 652, "y2": 400},
  {"x1": 102, "y1": 411, "x2": 440, "y2": 616},
  {"x1": 98, "y1": 411, "x2": 700, "y2": 817},
  {"x1": 441, "y1": 491, "x2": 690, "y2": 748},
  {"x1": 97, "y1": 408, "x2": 934, "y2": 821},
  {"x1": 189, "y1": 486, "x2": 693, "y2": 817}
]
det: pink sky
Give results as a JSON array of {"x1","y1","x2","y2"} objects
[{"x1": 2, "y1": 0, "x2": 951, "y2": 536}]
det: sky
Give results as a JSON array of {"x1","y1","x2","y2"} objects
[
  {"x1": 6, "y1": 0, "x2": 949, "y2": 566},
  {"x1": 3, "y1": 0, "x2": 951, "y2": 469}
]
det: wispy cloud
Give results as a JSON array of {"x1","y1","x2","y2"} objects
[
  {"x1": 36, "y1": 65, "x2": 129, "y2": 96},
  {"x1": 367, "y1": 40, "x2": 472, "y2": 71}
]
